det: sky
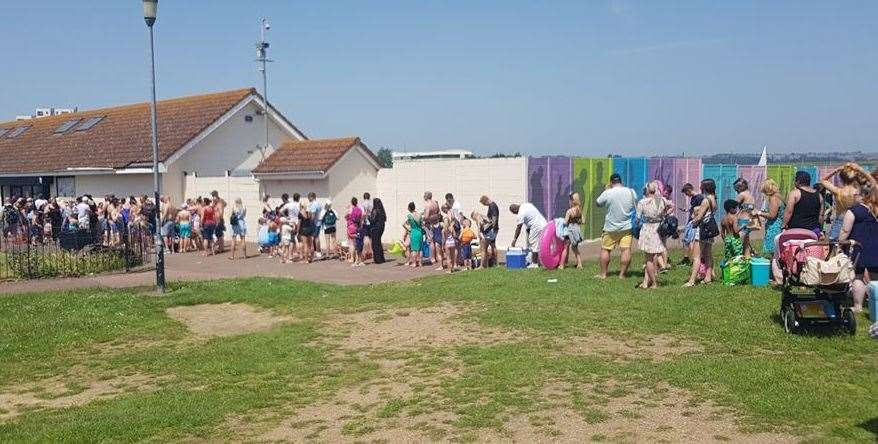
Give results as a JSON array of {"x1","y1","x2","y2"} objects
[{"x1": 1, "y1": 1, "x2": 876, "y2": 156}]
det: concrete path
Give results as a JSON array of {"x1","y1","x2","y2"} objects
[
  {"x1": 0, "y1": 248, "x2": 443, "y2": 294},
  {"x1": 0, "y1": 236, "x2": 687, "y2": 295}
]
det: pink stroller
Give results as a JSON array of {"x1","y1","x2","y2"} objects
[{"x1": 776, "y1": 229, "x2": 858, "y2": 335}]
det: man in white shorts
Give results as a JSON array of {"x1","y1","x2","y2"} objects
[{"x1": 509, "y1": 202, "x2": 547, "y2": 268}]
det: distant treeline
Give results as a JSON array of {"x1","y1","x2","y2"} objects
[{"x1": 701, "y1": 151, "x2": 878, "y2": 165}]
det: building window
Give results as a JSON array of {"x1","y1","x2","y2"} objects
[{"x1": 56, "y1": 176, "x2": 75, "y2": 197}]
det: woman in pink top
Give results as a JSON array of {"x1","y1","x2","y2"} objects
[{"x1": 347, "y1": 197, "x2": 364, "y2": 266}]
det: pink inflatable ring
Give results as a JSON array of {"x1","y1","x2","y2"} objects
[{"x1": 539, "y1": 220, "x2": 565, "y2": 270}]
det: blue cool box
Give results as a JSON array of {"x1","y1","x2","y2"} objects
[
  {"x1": 506, "y1": 249, "x2": 527, "y2": 269},
  {"x1": 750, "y1": 257, "x2": 770, "y2": 287}
]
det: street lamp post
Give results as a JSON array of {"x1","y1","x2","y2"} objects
[{"x1": 143, "y1": 0, "x2": 165, "y2": 293}]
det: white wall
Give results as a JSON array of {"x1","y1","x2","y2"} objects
[
  {"x1": 174, "y1": 100, "x2": 301, "y2": 179},
  {"x1": 377, "y1": 157, "x2": 527, "y2": 248},
  {"x1": 75, "y1": 174, "x2": 153, "y2": 200},
  {"x1": 260, "y1": 178, "x2": 330, "y2": 207},
  {"x1": 328, "y1": 145, "x2": 379, "y2": 208},
  {"x1": 185, "y1": 174, "x2": 262, "y2": 241}
]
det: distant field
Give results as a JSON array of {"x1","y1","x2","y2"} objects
[{"x1": 0, "y1": 253, "x2": 875, "y2": 442}]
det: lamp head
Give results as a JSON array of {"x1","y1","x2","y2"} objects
[{"x1": 143, "y1": 0, "x2": 158, "y2": 27}]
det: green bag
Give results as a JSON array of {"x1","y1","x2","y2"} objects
[{"x1": 722, "y1": 256, "x2": 750, "y2": 286}]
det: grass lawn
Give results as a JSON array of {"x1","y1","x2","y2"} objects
[{"x1": 0, "y1": 251, "x2": 876, "y2": 442}]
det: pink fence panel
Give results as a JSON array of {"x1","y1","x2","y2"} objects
[
  {"x1": 671, "y1": 158, "x2": 702, "y2": 218},
  {"x1": 737, "y1": 165, "x2": 767, "y2": 210}
]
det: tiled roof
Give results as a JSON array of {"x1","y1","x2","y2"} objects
[
  {"x1": 0, "y1": 88, "x2": 256, "y2": 174},
  {"x1": 252, "y1": 137, "x2": 379, "y2": 174}
]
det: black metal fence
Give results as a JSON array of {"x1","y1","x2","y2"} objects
[{"x1": 0, "y1": 223, "x2": 153, "y2": 280}]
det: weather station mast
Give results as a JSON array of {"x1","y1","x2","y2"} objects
[{"x1": 256, "y1": 18, "x2": 273, "y2": 159}]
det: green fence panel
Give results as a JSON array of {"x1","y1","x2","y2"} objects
[
  {"x1": 768, "y1": 165, "x2": 797, "y2": 198},
  {"x1": 573, "y1": 157, "x2": 612, "y2": 240}
]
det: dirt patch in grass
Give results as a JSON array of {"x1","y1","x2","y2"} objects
[
  {"x1": 476, "y1": 380, "x2": 796, "y2": 443},
  {"x1": 324, "y1": 304, "x2": 518, "y2": 350},
  {"x1": 165, "y1": 303, "x2": 293, "y2": 337},
  {"x1": 0, "y1": 372, "x2": 168, "y2": 421},
  {"x1": 553, "y1": 333, "x2": 703, "y2": 362},
  {"x1": 246, "y1": 375, "x2": 796, "y2": 443}
]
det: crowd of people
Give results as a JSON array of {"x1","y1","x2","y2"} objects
[
  {"x1": 2, "y1": 163, "x2": 877, "y2": 312},
  {"x1": 583, "y1": 163, "x2": 877, "y2": 314}
]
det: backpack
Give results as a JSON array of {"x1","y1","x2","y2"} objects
[
  {"x1": 323, "y1": 210, "x2": 337, "y2": 227},
  {"x1": 658, "y1": 215, "x2": 679, "y2": 239}
]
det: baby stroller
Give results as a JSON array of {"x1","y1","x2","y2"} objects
[{"x1": 777, "y1": 229, "x2": 858, "y2": 335}]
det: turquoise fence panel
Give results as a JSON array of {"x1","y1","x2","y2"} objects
[
  {"x1": 613, "y1": 157, "x2": 648, "y2": 198},
  {"x1": 702, "y1": 164, "x2": 739, "y2": 221}
]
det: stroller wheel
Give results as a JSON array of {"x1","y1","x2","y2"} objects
[
  {"x1": 782, "y1": 306, "x2": 798, "y2": 334},
  {"x1": 842, "y1": 309, "x2": 857, "y2": 336}
]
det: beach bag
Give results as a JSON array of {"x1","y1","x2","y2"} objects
[
  {"x1": 658, "y1": 215, "x2": 679, "y2": 239},
  {"x1": 632, "y1": 214, "x2": 643, "y2": 240},
  {"x1": 800, "y1": 253, "x2": 855, "y2": 286},
  {"x1": 721, "y1": 256, "x2": 750, "y2": 286},
  {"x1": 388, "y1": 242, "x2": 406, "y2": 258}
]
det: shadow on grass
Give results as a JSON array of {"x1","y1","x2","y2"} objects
[{"x1": 857, "y1": 417, "x2": 877, "y2": 439}]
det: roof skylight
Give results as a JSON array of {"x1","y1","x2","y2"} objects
[
  {"x1": 54, "y1": 119, "x2": 81, "y2": 134},
  {"x1": 5, "y1": 126, "x2": 31, "y2": 138},
  {"x1": 75, "y1": 116, "x2": 105, "y2": 131}
]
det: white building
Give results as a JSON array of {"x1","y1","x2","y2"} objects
[{"x1": 0, "y1": 88, "x2": 380, "y2": 240}]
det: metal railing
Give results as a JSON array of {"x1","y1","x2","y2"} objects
[{"x1": 0, "y1": 221, "x2": 153, "y2": 280}]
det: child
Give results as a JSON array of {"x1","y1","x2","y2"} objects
[
  {"x1": 280, "y1": 217, "x2": 294, "y2": 263},
  {"x1": 734, "y1": 178, "x2": 757, "y2": 258},
  {"x1": 721, "y1": 199, "x2": 744, "y2": 260},
  {"x1": 441, "y1": 204, "x2": 458, "y2": 273},
  {"x1": 267, "y1": 219, "x2": 279, "y2": 257},
  {"x1": 459, "y1": 218, "x2": 476, "y2": 270},
  {"x1": 257, "y1": 217, "x2": 270, "y2": 254},
  {"x1": 322, "y1": 201, "x2": 338, "y2": 258}
]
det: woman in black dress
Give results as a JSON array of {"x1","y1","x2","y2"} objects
[{"x1": 370, "y1": 198, "x2": 387, "y2": 264}]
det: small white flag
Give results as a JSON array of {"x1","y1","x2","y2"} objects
[{"x1": 757, "y1": 146, "x2": 768, "y2": 167}]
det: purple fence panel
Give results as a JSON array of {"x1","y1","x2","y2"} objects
[
  {"x1": 527, "y1": 157, "x2": 549, "y2": 218},
  {"x1": 547, "y1": 156, "x2": 572, "y2": 219}
]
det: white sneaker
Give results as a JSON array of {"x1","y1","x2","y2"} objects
[{"x1": 527, "y1": 263, "x2": 540, "y2": 269}]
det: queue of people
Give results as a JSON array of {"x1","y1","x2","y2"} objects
[{"x1": 3, "y1": 163, "x2": 876, "y2": 308}]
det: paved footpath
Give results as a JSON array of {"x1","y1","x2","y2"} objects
[
  {"x1": 0, "y1": 245, "x2": 443, "y2": 294},
  {"x1": 0, "y1": 237, "x2": 676, "y2": 295}
]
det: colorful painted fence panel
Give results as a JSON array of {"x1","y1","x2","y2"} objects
[
  {"x1": 702, "y1": 164, "x2": 739, "y2": 221},
  {"x1": 613, "y1": 157, "x2": 648, "y2": 198},
  {"x1": 573, "y1": 157, "x2": 612, "y2": 240},
  {"x1": 670, "y1": 158, "x2": 703, "y2": 218},
  {"x1": 768, "y1": 165, "x2": 798, "y2": 198},
  {"x1": 798, "y1": 166, "x2": 818, "y2": 186},
  {"x1": 547, "y1": 156, "x2": 572, "y2": 219},
  {"x1": 527, "y1": 156, "x2": 572, "y2": 220},
  {"x1": 737, "y1": 165, "x2": 767, "y2": 211},
  {"x1": 527, "y1": 157, "x2": 549, "y2": 218},
  {"x1": 648, "y1": 158, "x2": 677, "y2": 194}
]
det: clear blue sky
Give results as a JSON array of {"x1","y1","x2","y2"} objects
[{"x1": 2, "y1": 1, "x2": 875, "y2": 156}]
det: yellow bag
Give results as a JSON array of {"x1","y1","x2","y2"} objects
[{"x1": 388, "y1": 242, "x2": 406, "y2": 258}]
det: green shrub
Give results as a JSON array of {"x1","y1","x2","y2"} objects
[{"x1": 4, "y1": 247, "x2": 143, "y2": 279}]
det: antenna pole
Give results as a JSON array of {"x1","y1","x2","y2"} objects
[{"x1": 256, "y1": 17, "x2": 273, "y2": 159}]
